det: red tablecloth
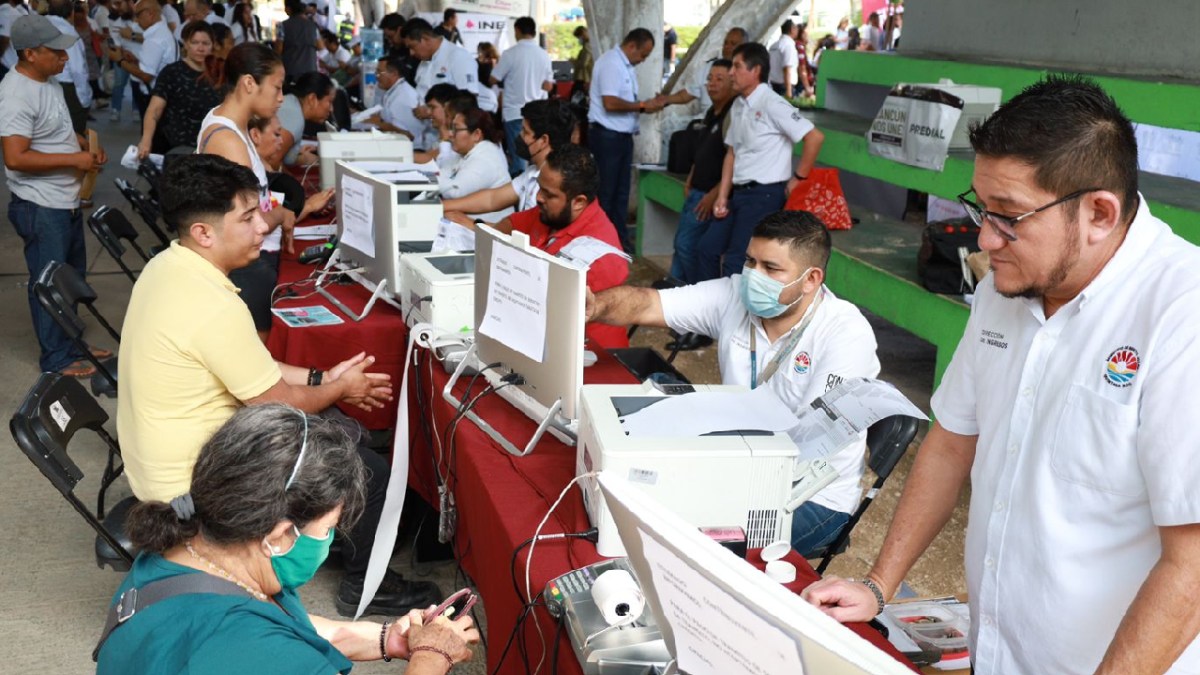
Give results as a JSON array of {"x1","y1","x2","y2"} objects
[
  {"x1": 266, "y1": 251, "x2": 408, "y2": 430},
  {"x1": 406, "y1": 349, "x2": 918, "y2": 675}
]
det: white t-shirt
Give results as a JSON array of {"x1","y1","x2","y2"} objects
[
  {"x1": 660, "y1": 278, "x2": 880, "y2": 514},
  {"x1": 0, "y1": 70, "x2": 82, "y2": 208},
  {"x1": 47, "y1": 15, "x2": 91, "y2": 107},
  {"x1": 319, "y1": 44, "x2": 350, "y2": 69},
  {"x1": 138, "y1": 20, "x2": 178, "y2": 93},
  {"x1": 0, "y1": 4, "x2": 24, "y2": 69},
  {"x1": 931, "y1": 196, "x2": 1200, "y2": 674},
  {"x1": 413, "y1": 37, "x2": 478, "y2": 98},
  {"x1": 438, "y1": 140, "x2": 513, "y2": 223},
  {"x1": 380, "y1": 80, "x2": 422, "y2": 141},
  {"x1": 727, "y1": 83, "x2": 814, "y2": 184},
  {"x1": 587, "y1": 46, "x2": 639, "y2": 133},
  {"x1": 161, "y1": 3, "x2": 180, "y2": 28},
  {"x1": 491, "y1": 38, "x2": 553, "y2": 122},
  {"x1": 510, "y1": 162, "x2": 540, "y2": 211},
  {"x1": 93, "y1": 4, "x2": 110, "y2": 34},
  {"x1": 768, "y1": 34, "x2": 799, "y2": 86}
]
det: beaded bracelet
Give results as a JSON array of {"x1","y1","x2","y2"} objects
[
  {"x1": 379, "y1": 621, "x2": 392, "y2": 662},
  {"x1": 856, "y1": 577, "x2": 886, "y2": 616},
  {"x1": 410, "y1": 645, "x2": 455, "y2": 670}
]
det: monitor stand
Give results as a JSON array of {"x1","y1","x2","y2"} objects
[
  {"x1": 316, "y1": 249, "x2": 401, "y2": 322},
  {"x1": 441, "y1": 342, "x2": 574, "y2": 457}
]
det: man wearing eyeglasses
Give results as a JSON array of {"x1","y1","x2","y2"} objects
[{"x1": 804, "y1": 75, "x2": 1200, "y2": 674}]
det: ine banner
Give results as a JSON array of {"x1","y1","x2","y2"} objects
[{"x1": 418, "y1": 11, "x2": 515, "y2": 53}]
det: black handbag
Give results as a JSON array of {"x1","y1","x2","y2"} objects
[
  {"x1": 667, "y1": 119, "x2": 705, "y2": 174},
  {"x1": 917, "y1": 220, "x2": 981, "y2": 294}
]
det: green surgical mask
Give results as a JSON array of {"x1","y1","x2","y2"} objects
[{"x1": 268, "y1": 525, "x2": 334, "y2": 590}]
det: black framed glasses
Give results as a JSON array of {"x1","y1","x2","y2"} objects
[{"x1": 956, "y1": 187, "x2": 1100, "y2": 242}]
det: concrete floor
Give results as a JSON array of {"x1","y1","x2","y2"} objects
[{"x1": 0, "y1": 106, "x2": 966, "y2": 673}]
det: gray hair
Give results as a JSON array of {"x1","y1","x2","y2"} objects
[{"x1": 126, "y1": 405, "x2": 368, "y2": 552}]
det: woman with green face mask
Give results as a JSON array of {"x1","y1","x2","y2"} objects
[{"x1": 96, "y1": 404, "x2": 479, "y2": 674}]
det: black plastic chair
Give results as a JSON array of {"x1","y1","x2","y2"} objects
[
  {"x1": 114, "y1": 177, "x2": 170, "y2": 246},
  {"x1": 815, "y1": 414, "x2": 922, "y2": 574},
  {"x1": 87, "y1": 206, "x2": 151, "y2": 283},
  {"x1": 33, "y1": 261, "x2": 120, "y2": 397},
  {"x1": 10, "y1": 372, "x2": 136, "y2": 571}
]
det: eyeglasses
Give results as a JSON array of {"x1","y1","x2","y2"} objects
[
  {"x1": 450, "y1": 127, "x2": 471, "y2": 134},
  {"x1": 956, "y1": 187, "x2": 1100, "y2": 242}
]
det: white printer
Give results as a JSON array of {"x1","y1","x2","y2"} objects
[
  {"x1": 399, "y1": 252, "x2": 475, "y2": 332},
  {"x1": 318, "y1": 131, "x2": 414, "y2": 189},
  {"x1": 576, "y1": 382, "x2": 798, "y2": 557}
]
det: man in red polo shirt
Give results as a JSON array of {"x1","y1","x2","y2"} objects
[{"x1": 480, "y1": 145, "x2": 631, "y2": 349}]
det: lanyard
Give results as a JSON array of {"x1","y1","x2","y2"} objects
[{"x1": 749, "y1": 289, "x2": 825, "y2": 389}]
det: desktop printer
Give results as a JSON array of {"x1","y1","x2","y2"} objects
[
  {"x1": 399, "y1": 252, "x2": 475, "y2": 332},
  {"x1": 318, "y1": 131, "x2": 414, "y2": 189},
  {"x1": 576, "y1": 382, "x2": 798, "y2": 557}
]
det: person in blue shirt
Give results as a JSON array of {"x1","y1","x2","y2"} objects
[{"x1": 97, "y1": 404, "x2": 479, "y2": 674}]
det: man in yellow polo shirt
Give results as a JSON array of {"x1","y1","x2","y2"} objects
[{"x1": 117, "y1": 153, "x2": 439, "y2": 617}]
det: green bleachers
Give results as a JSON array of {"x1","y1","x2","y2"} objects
[{"x1": 636, "y1": 49, "x2": 1200, "y2": 387}]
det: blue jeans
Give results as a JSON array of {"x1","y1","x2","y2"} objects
[
  {"x1": 9, "y1": 196, "x2": 87, "y2": 372},
  {"x1": 110, "y1": 63, "x2": 130, "y2": 114},
  {"x1": 670, "y1": 188, "x2": 717, "y2": 284},
  {"x1": 791, "y1": 500, "x2": 851, "y2": 559},
  {"x1": 588, "y1": 123, "x2": 634, "y2": 248},
  {"x1": 503, "y1": 118, "x2": 526, "y2": 177},
  {"x1": 696, "y1": 181, "x2": 787, "y2": 278}
]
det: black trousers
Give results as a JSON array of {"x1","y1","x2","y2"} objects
[{"x1": 318, "y1": 407, "x2": 391, "y2": 576}]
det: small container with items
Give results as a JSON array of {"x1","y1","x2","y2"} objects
[{"x1": 882, "y1": 601, "x2": 970, "y2": 664}]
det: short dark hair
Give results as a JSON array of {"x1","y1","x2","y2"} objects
[
  {"x1": 753, "y1": 210, "x2": 832, "y2": 270},
  {"x1": 781, "y1": 19, "x2": 795, "y2": 34},
  {"x1": 446, "y1": 90, "x2": 479, "y2": 120},
  {"x1": 572, "y1": 25, "x2": 587, "y2": 39},
  {"x1": 125, "y1": 405, "x2": 367, "y2": 552},
  {"x1": 287, "y1": 71, "x2": 335, "y2": 101},
  {"x1": 284, "y1": 0, "x2": 304, "y2": 15},
  {"x1": 161, "y1": 154, "x2": 261, "y2": 235},
  {"x1": 181, "y1": 19, "x2": 215, "y2": 43},
  {"x1": 622, "y1": 28, "x2": 655, "y2": 48},
  {"x1": 726, "y1": 26, "x2": 748, "y2": 42},
  {"x1": 969, "y1": 74, "x2": 1140, "y2": 224},
  {"x1": 711, "y1": 58, "x2": 733, "y2": 70},
  {"x1": 443, "y1": 7, "x2": 456, "y2": 20},
  {"x1": 522, "y1": 99, "x2": 575, "y2": 150},
  {"x1": 379, "y1": 12, "x2": 405, "y2": 32},
  {"x1": 457, "y1": 106, "x2": 499, "y2": 143},
  {"x1": 424, "y1": 82, "x2": 458, "y2": 104},
  {"x1": 378, "y1": 54, "x2": 402, "y2": 77},
  {"x1": 513, "y1": 16, "x2": 536, "y2": 36},
  {"x1": 209, "y1": 21, "x2": 231, "y2": 46},
  {"x1": 402, "y1": 17, "x2": 436, "y2": 41},
  {"x1": 545, "y1": 145, "x2": 598, "y2": 203},
  {"x1": 733, "y1": 42, "x2": 770, "y2": 83}
]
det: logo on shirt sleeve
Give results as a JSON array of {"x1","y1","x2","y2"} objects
[
  {"x1": 1104, "y1": 346, "x2": 1140, "y2": 387},
  {"x1": 793, "y1": 351, "x2": 811, "y2": 374}
]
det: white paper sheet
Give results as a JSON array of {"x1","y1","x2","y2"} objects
[
  {"x1": 373, "y1": 171, "x2": 436, "y2": 184},
  {"x1": 293, "y1": 224, "x2": 338, "y2": 240},
  {"x1": 556, "y1": 236, "x2": 632, "y2": 268},
  {"x1": 478, "y1": 243, "x2": 549, "y2": 362},
  {"x1": 638, "y1": 530, "x2": 805, "y2": 674},
  {"x1": 350, "y1": 104, "x2": 383, "y2": 125},
  {"x1": 120, "y1": 144, "x2": 164, "y2": 170},
  {"x1": 339, "y1": 174, "x2": 375, "y2": 255},
  {"x1": 618, "y1": 386, "x2": 800, "y2": 438},
  {"x1": 431, "y1": 218, "x2": 476, "y2": 252},
  {"x1": 792, "y1": 378, "x2": 928, "y2": 461}
]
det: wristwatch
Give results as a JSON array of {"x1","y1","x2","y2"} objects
[{"x1": 793, "y1": 171, "x2": 808, "y2": 181}]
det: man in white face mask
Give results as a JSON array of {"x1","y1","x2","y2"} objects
[{"x1": 585, "y1": 209, "x2": 880, "y2": 557}]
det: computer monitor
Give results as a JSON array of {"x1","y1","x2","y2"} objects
[
  {"x1": 598, "y1": 471, "x2": 914, "y2": 675},
  {"x1": 318, "y1": 131, "x2": 413, "y2": 189},
  {"x1": 473, "y1": 223, "x2": 586, "y2": 419},
  {"x1": 327, "y1": 161, "x2": 441, "y2": 319}
]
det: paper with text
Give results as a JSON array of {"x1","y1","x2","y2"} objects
[
  {"x1": 478, "y1": 243, "x2": 549, "y2": 361},
  {"x1": 618, "y1": 386, "x2": 798, "y2": 437},
  {"x1": 792, "y1": 378, "x2": 927, "y2": 461},
  {"x1": 638, "y1": 530, "x2": 805, "y2": 674},
  {"x1": 556, "y1": 236, "x2": 632, "y2": 269},
  {"x1": 432, "y1": 218, "x2": 476, "y2": 252},
  {"x1": 350, "y1": 160, "x2": 439, "y2": 175},
  {"x1": 339, "y1": 175, "x2": 375, "y2": 255},
  {"x1": 294, "y1": 224, "x2": 338, "y2": 240}
]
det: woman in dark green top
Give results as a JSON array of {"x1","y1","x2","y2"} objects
[{"x1": 97, "y1": 405, "x2": 479, "y2": 674}]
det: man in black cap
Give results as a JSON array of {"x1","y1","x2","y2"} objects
[{"x1": 1, "y1": 14, "x2": 107, "y2": 378}]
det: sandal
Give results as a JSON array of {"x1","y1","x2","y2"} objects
[
  {"x1": 61, "y1": 360, "x2": 97, "y2": 378},
  {"x1": 89, "y1": 346, "x2": 113, "y2": 360}
]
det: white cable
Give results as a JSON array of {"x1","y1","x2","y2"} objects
[{"x1": 525, "y1": 471, "x2": 597, "y2": 675}]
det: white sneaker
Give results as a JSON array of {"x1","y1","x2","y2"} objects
[{"x1": 110, "y1": 108, "x2": 120, "y2": 122}]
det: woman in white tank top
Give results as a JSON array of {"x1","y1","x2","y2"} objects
[{"x1": 196, "y1": 42, "x2": 291, "y2": 337}]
